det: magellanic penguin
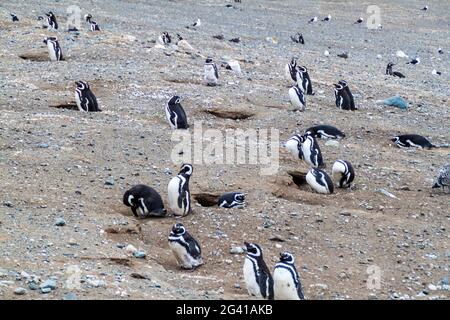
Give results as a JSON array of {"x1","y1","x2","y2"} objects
[
  {"x1": 334, "y1": 83, "x2": 351, "y2": 110},
  {"x1": 305, "y1": 125, "x2": 345, "y2": 140},
  {"x1": 204, "y1": 57, "x2": 219, "y2": 86},
  {"x1": 291, "y1": 33, "x2": 305, "y2": 44},
  {"x1": 11, "y1": 14, "x2": 19, "y2": 22},
  {"x1": 43, "y1": 37, "x2": 63, "y2": 62},
  {"x1": 338, "y1": 80, "x2": 356, "y2": 110},
  {"x1": 308, "y1": 16, "x2": 318, "y2": 23},
  {"x1": 288, "y1": 85, "x2": 306, "y2": 111},
  {"x1": 332, "y1": 160, "x2": 355, "y2": 188},
  {"x1": 167, "y1": 164, "x2": 193, "y2": 216},
  {"x1": 165, "y1": 96, "x2": 189, "y2": 129},
  {"x1": 273, "y1": 252, "x2": 305, "y2": 300},
  {"x1": 218, "y1": 192, "x2": 245, "y2": 208},
  {"x1": 45, "y1": 11, "x2": 58, "y2": 30},
  {"x1": 158, "y1": 31, "x2": 171, "y2": 45},
  {"x1": 285, "y1": 134, "x2": 304, "y2": 160},
  {"x1": 301, "y1": 134, "x2": 324, "y2": 168},
  {"x1": 432, "y1": 163, "x2": 450, "y2": 192},
  {"x1": 391, "y1": 134, "x2": 436, "y2": 149},
  {"x1": 85, "y1": 14, "x2": 100, "y2": 31},
  {"x1": 75, "y1": 81, "x2": 101, "y2": 112},
  {"x1": 406, "y1": 57, "x2": 420, "y2": 65},
  {"x1": 386, "y1": 63, "x2": 405, "y2": 78},
  {"x1": 306, "y1": 168, "x2": 334, "y2": 194},
  {"x1": 123, "y1": 185, "x2": 166, "y2": 218},
  {"x1": 168, "y1": 223, "x2": 203, "y2": 270},
  {"x1": 322, "y1": 14, "x2": 331, "y2": 22},
  {"x1": 296, "y1": 66, "x2": 314, "y2": 95},
  {"x1": 243, "y1": 242, "x2": 274, "y2": 300},
  {"x1": 354, "y1": 17, "x2": 364, "y2": 24},
  {"x1": 285, "y1": 57, "x2": 298, "y2": 84}
]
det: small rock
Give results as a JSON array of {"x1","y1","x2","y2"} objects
[
  {"x1": 55, "y1": 218, "x2": 66, "y2": 226},
  {"x1": 14, "y1": 287, "x2": 27, "y2": 295},
  {"x1": 37, "y1": 143, "x2": 49, "y2": 148},
  {"x1": 269, "y1": 235, "x2": 285, "y2": 242},
  {"x1": 325, "y1": 140, "x2": 340, "y2": 147},
  {"x1": 230, "y1": 246, "x2": 245, "y2": 254},
  {"x1": 105, "y1": 177, "x2": 115, "y2": 186},
  {"x1": 63, "y1": 292, "x2": 78, "y2": 300},
  {"x1": 40, "y1": 279, "x2": 56, "y2": 291},
  {"x1": 41, "y1": 287, "x2": 52, "y2": 294},
  {"x1": 428, "y1": 284, "x2": 437, "y2": 291},
  {"x1": 133, "y1": 251, "x2": 146, "y2": 259},
  {"x1": 234, "y1": 283, "x2": 241, "y2": 289},
  {"x1": 225, "y1": 259, "x2": 232, "y2": 265},
  {"x1": 125, "y1": 244, "x2": 138, "y2": 254},
  {"x1": 28, "y1": 282, "x2": 39, "y2": 290}
]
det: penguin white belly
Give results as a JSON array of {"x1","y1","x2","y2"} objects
[
  {"x1": 167, "y1": 177, "x2": 184, "y2": 216},
  {"x1": 274, "y1": 268, "x2": 300, "y2": 300},
  {"x1": 243, "y1": 258, "x2": 261, "y2": 297},
  {"x1": 306, "y1": 170, "x2": 329, "y2": 194},
  {"x1": 169, "y1": 241, "x2": 193, "y2": 269},
  {"x1": 204, "y1": 66, "x2": 218, "y2": 85},
  {"x1": 165, "y1": 106, "x2": 177, "y2": 129},
  {"x1": 285, "y1": 64, "x2": 294, "y2": 82},
  {"x1": 288, "y1": 87, "x2": 305, "y2": 111},
  {"x1": 285, "y1": 139, "x2": 301, "y2": 159},
  {"x1": 47, "y1": 43, "x2": 57, "y2": 61},
  {"x1": 301, "y1": 144, "x2": 314, "y2": 166},
  {"x1": 74, "y1": 92, "x2": 84, "y2": 111}
]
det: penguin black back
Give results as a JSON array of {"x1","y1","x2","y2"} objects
[
  {"x1": 338, "y1": 80, "x2": 356, "y2": 110},
  {"x1": 391, "y1": 134, "x2": 436, "y2": 149},
  {"x1": 123, "y1": 185, "x2": 166, "y2": 218},
  {"x1": 75, "y1": 81, "x2": 101, "y2": 112},
  {"x1": 305, "y1": 125, "x2": 345, "y2": 139},
  {"x1": 166, "y1": 96, "x2": 188, "y2": 129}
]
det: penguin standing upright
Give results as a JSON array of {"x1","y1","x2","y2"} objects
[
  {"x1": 158, "y1": 31, "x2": 171, "y2": 45},
  {"x1": 168, "y1": 223, "x2": 203, "y2": 269},
  {"x1": 338, "y1": 80, "x2": 356, "y2": 110},
  {"x1": 273, "y1": 252, "x2": 305, "y2": 300},
  {"x1": 85, "y1": 14, "x2": 100, "y2": 31},
  {"x1": 75, "y1": 81, "x2": 101, "y2": 112},
  {"x1": 243, "y1": 242, "x2": 274, "y2": 300},
  {"x1": 285, "y1": 134, "x2": 304, "y2": 160},
  {"x1": 288, "y1": 85, "x2": 306, "y2": 111},
  {"x1": 43, "y1": 37, "x2": 63, "y2": 61},
  {"x1": 334, "y1": 83, "x2": 351, "y2": 110},
  {"x1": 45, "y1": 11, "x2": 58, "y2": 30},
  {"x1": 301, "y1": 134, "x2": 324, "y2": 168},
  {"x1": 204, "y1": 58, "x2": 219, "y2": 86},
  {"x1": 306, "y1": 168, "x2": 334, "y2": 194},
  {"x1": 167, "y1": 164, "x2": 193, "y2": 216},
  {"x1": 296, "y1": 66, "x2": 314, "y2": 95},
  {"x1": 332, "y1": 160, "x2": 355, "y2": 188},
  {"x1": 165, "y1": 96, "x2": 188, "y2": 129},
  {"x1": 123, "y1": 185, "x2": 166, "y2": 218},
  {"x1": 290, "y1": 33, "x2": 305, "y2": 44},
  {"x1": 285, "y1": 58, "x2": 298, "y2": 84}
]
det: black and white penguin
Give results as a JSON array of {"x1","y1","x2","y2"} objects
[
  {"x1": 45, "y1": 11, "x2": 58, "y2": 30},
  {"x1": 386, "y1": 63, "x2": 405, "y2": 78},
  {"x1": 438, "y1": 48, "x2": 444, "y2": 55},
  {"x1": 285, "y1": 134, "x2": 304, "y2": 160},
  {"x1": 338, "y1": 80, "x2": 356, "y2": 110},
  {"x1": 332, "y1": 160, "x2": 355, "y2": 188},
  {"x1": 432, "y1": 69, "x2": 442, "y2": 76},
  {"x1": 432, "y1": 164, "x2": 450, "y2": 192},
  {"x1": 11, "y1": 14, "x2": 19, "y2": 22},
  {"x1": 284, "y1": 57, "x2": 298, "y2": 84},
  {"x1": 191, "y1": 18, "x2": 201, "y2": 28},
  {"x1": 167, "y1": 164, "x2": 193, "y2": 216},
  {"x1": 391, "y1": 134, "x2": 435, "y2": 149},
  {"x1": 291, "y1": 33, "x2": 305, "y2": 44},
  {"x1": 204, "y1": 57, "x2": 219, "y2": 86},
  {"x1": 218, "y1": 192, "x2": 245, "y2": 208},
  {"x1": 75, "y1": 81, "x2": 101, "y2": 112},
  {"x1": 165, "y1": 96, "x2": 188, "y2": 129},
  {"x1": 322, "y1": 15, "x2": 331, "y2": 22},
  {"x1": 306, "y1": 168, "x2": 334, "y2": 194},
  {"x1": 273, "y1": 252, "x2": 305, "y2": 300},
  {"x1": 301, "y1": 134, "x2": 324, "y2": 168},
  {"x1": 354, "y1": 17, "x2": 364, "y2": 24},
  {"x1": 243, "y1": 242, "x2": 274, "y2": 300},
  {"x1": 421, "y1": 5, "x2": 428, "y2": 11},
  {"x1": 308, "y1": 16, "x2": 318, "y2": 23},
  {"x1": 334, "y1": 83, "x2": 351, "y2": 110},
  {"x1": 85, "y1": 14, "x2": 100, "y2": 31},
  {"x1": 43, "y1": 37, "x2": 63, "y2": 62},
  {"x1": 407, "y1": 57, "x2": 420, "y2": 65},
  {"x1": 305, "y1": 125, "x2": 345, "y2": 140},
  {"x1": 296, "y1": 66, "x2": 314, "y2": 95},
  {"x1": 158, "y1": 31, "x2": 171, "y2": 45},
  {"x1": 123, "y1": 185, "x2": 166, "y2": 218},
  {"x1": 288, "y1": 85, "x2": 306, "y2": 111},
  {"x1": 168, "y1": 223, "x2": 203, "y2": 269}
]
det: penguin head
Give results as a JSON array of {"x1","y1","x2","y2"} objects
[
  {"x1": 333, "y1": 83, "x2": 343, "y2": 91},
  {"x1": 168, "y1": 95, "x2": 181, "y2": 106},
  {"x1": 298, "y1": 65, "x2": 307, "y2": 73},
  {"x1": 244, "y1": 242, "x2": 262, "y2": 258},
  {"x1": 338, "y1": 80, "x2": 348, "y2": 88},
  {"x1": 46, "y1": 12, "x2": 54, "y2": 18},
  {"x1": 279, "y1": 251, "x2": 295, "y2": 264},
  {"x1": 75, "y1": 81, "x2": 89, "y2": 91},
  {"x1": 176, "y1": 33, "x2": 183, "y2": 41},
  {"x1": 387, "y1": 62, "x2": 394, "y2": 68},
  {"x1": 432, "y1": 181, "x2": 442, "y2": 189},
  {"x1": 290, "y1": 57, "x2": 297, "y2": 67},
  {"x1": 205, "y1": 57, "x2": 213, "y2": 64},
  {"x1": 171, "y1": 223, "x2": 186, "y2": 235},
  {"x1": 85, "y1": 14, "x2": 92, "y2": 22},
  {"x1": 391, "y1": 137, "x2": 399, "y2": 144},
  {"x1": 234, "y1": 193, "x2": 245, "y2": 202},
  {"x1": 179, "y1": 163, "x2": 193, "y2": 176},
  {"x1": 43, "y1": 36, "x2": 57, "y2": 44}
]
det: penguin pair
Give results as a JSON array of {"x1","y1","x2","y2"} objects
[
  {"x1": 306, "y1": 159, "x2": 355, "y2": 194},
  {"x1": 386, "y1": 63, "x2": 405, "y2": 78},
  {"x1": 167, "y1": 164, "x2": 193, "y2": 216},
  {"x1": 165, "y1": 96, "x2": 188, "y2": 129},
  {"x1": 305, "y1": 125, "x2": 345, "y2": 140},
  {"x1": 218, "y1": 192, "x2": 245, "y2": 208},
  {"x1": 285, "y1": 133, "x2": 324, "y2": 168},
  {"x1": 123, "y1": 185, "x2": 166, "y2": 218},
  {"x1": 85, "y1": 14, "x2": 100, "y2": 31},
  {"x1": 243, "y1": 243, "x2": 304, "y2": 300},
  {"x1": 334, "y1": 80, "x2": 356, "y2": 110},
  {"x1": 43, "y1": 37, "x2": 63, "y2": 62},
  {"x1": 75, "y1": 81, "x2": 101, "y2": 112},
  {"x1": 168, "y1": 223, "x2": 203, "y2": 269},
  {"x1": 45, "y1": 12, "x2": 58, "y2": 30},
  {"x1": 204, "y1": 58, "x2": 219, "y2": 86},
  {"x1": 391, "y1": 134, "x2": 435, "y2": 149}
]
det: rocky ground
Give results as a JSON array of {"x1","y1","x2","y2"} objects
[{"x1": 0, "y1": 0, "x2": 449, "y2": 300}]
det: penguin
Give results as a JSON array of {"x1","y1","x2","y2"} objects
[
  {"x1": 322, "y1": 15, "x2": 331, "y2": 22},
  {"x1": 218, "y1": 192, "x2": 245, "y2": 208},
  {"x1": 391, "y1": 134, "x2": 435, "y2": 149},
  {"x1": 11, "y1": 14, "x2": 19, "y2": 22},
  {"x1": 306, "y1": 168, "x2": 334, "y2": 194},
  {"x1": 296, "y1": 66, "x2": 314, "y2": 95},
  {"x1": 421, "y1": 5, "x2": 428, "y2": 11},
  {"x1": 332, "y1": 160, "x2": 355, "y2": 188},
  {"x1": 284, "y1": 57, "x2": 298, "y2": 84},
  {"x1": 43, "y1": 37, "x2": 63, "y2": 62},
  {"x1": 168, "y1": 223, "x2": 203, "y2": 270},
  {"x1": 75, "y1": 81, "x2": 101, "y2": 112},
  {"x1": 354, "y1": 17, "x2": 364, "y2": 24},
  {"x1": 305, "y1": 125, "x2": 345, "y2": 140},
  {"x1": 438, "y1": 48, "x2": 444, "y2": 55},
  {"x1": 386, "y1": 63, "x2": 405, "y2": 78},
  {"x1": 45, "y1": 11, "x2": 58, "y2": 30},
  {"x1": 85, "y1": 14, "x2": 100, "y2": 31},
  {"x1": 165, "y1": 96, "x2": 188, "y2": 129},
  {"x1": 290, "y1": 33, "x2": 304, "y2": 44},
  {"x1": 301, "y1": 134, "x2": 324, "y2": 168},
  {"x1": 334, "y1": 83, "x2": 351, "y2": 110},
  {"x1": 187, "y1": 18, "x2": 201, "y2": 29},
  {"x1": 167, "y1": 164, "x2": 193, "y2": 216},
  {"x1": 204, "y1": 57, "x2": 219, "y2": 86},
  {"x1": 407, "y1": 57, "x2": 420, "y2": 65},
  {"x1": 432, "y1": 69, "x2": 442, "y2": 76},
  {"x1": 285, "y1": 134, "x2": 304, "y2": 160},
  {"x1": 432, "y1": 164, "x2": 450, "y2": 192},
  {"x1": 273, "y1": 252, "x2": 305, "y2": 300},
  {"x1": 308, "y1": 16, "x2": 318, "y2": 23},
  {"x1": 338, "y1": 80, "x2": 356, "y2": 110},
  {"x1": 158, "y1": 31, "x2": 171, "y2": 45},
  {"x1": 288, "y1": 85, "x2": 306, "y2": 111},
  {"x1": 243, "y1": 242, "x2": 274, "y2": 300},
  {"x1": 123, "y1": 185, "x2": 166, "y2": 218}
]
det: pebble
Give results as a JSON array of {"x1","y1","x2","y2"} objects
[
  {"x1": 133, "y1": 251, "x2": 147, "y2": 259},
  {"x1": 28, "y1": 282, "x2": 39, "y2": 290},
  {"x1": 125, "y1": 244, "x2": 137, "y2": 254},
  {"x1": 105, "y1": 177, "x2": 115, "y2": 186},
  {"x1": 14, "y1": 287, "x2": 27, "y2": 295},
  {"x1": 63, "y1": 292, "x2": 78, "y2": 300},
  {"x1": 325, "y1": 140, "x2": 340, "y2": 147},
  {"x1": 55, "y1": 218, "x2": 66, "y2": 226},
  {"x1": 37, "y1": 143, "x2": 49, "y2": 148},
  {"x1": 40, "y1": 279, "x2": 57, "y2": 291},
  {"x1": 41, "y1": 287, "x2": 52, "y2": 294},
  {"x1": 230, "y1": 246, "x2": 245, "y2": 254},
  {"x1": 428, "y1": 284, "x2": 437, "y2": 291}
]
